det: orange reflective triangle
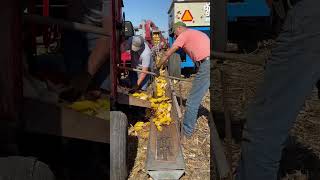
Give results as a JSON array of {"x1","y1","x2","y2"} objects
[{"x1": 181, "y1": 10, "x2": 193, "y2": 21}]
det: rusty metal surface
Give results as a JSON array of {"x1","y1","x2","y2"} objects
[
  {"x1": 146, "y1": 75, "x2": 185, "y2": 174},
  {"x1": 147, "y1": 121, "x2": 185, "y2": 170}
]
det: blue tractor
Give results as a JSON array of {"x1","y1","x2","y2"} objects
[{"x1": 168, "y1": 0, "x2": 272, "y2": 77}]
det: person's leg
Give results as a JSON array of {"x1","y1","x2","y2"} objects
[
  {"x1": 236, "y1": 1, "x2": 320, "y2": 179},
  {"x1": 183, "y1": 59, "x2": 210, "y2": 136}
]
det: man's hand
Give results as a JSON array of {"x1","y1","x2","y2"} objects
[
  {"x1": 157, "y1": 56, "x2": 168, "y2": 69},
  {"x1": 157, "y1": 45, "x2": 179, "y2": 69}
]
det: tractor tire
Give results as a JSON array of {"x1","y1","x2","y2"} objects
[
  {"x1": 0, "y1": 156, "x2": 55, "y2": 180},
  {"x1": 110, "y1": 111, "x2": 128, "y2": 180},
  {"x1": 168, "y1": 53, "x2": 181, "y2": 78}
]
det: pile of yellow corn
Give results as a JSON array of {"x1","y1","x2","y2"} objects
[
  {"x1": 129, "y1": 69, "x2": 172, "y2": 137},
  {"x1": 67, "y1": 98, "x2": 109, "y2": 120},
  {"x1": 129, "y1": 32, "x2": 172, "y2": 138},
  {"x1": 128, "y1": 121, "x2": 150, "y2": 139},
  {"x1": 152, "y1": 33, "x2": 160, "y2": 46}
]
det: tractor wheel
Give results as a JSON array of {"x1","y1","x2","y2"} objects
[{"x1": 110, "y1": 111, "x2": 128, "y2": 180}]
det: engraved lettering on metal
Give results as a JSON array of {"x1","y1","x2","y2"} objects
[{"x1": 156, "y1": 136, "x2": 174, "y2": 161}]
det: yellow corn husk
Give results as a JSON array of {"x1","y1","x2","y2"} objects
[
  {"x1": 67, "y1": 98, "x2": 110, "y2": 120},
  {"x1": 156, "y1": 125, "x2": 163, "y2": 131},
  {"x1": 68, "y1": 100, "x2": 99, "y2": 112},
  {"x1": 132, "y1": 92, "x2": 149, "y2": 100},
  {"x1": 128, "y1": 121, "x2": 151, "y2": 139},
  {"x1": 96, "y1": 98, "x2": 110, "y2": 110},
  {"x1": 133, "y1": 121, "x2": 145, "y2": 131}
]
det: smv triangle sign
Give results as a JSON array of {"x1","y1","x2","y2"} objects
[{"x1": 181, "y1": 10, "x2": 193, "y2": 22}]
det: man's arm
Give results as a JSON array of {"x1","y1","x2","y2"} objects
[
  {"x1": 157, "y1": 45, "x2": 180, "y2": 68},
  {"x1": 137, "y1": 50, "x2": 152, "y2": 87},
  {"x1": 87, "y1": 16, "x2": 112, "y2": 75},
  {"x1": 137, "y1": 67, "x2": 148, "y2": 87}
]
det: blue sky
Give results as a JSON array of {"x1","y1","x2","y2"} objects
[{"x1": 123, "y1": 0, "x2": 172, "y2": 37}]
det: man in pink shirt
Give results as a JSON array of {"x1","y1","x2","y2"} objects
[{"x1": 157, "y1": 21, "x2": 210, "y2": 140}]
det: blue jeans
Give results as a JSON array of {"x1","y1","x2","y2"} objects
[
  {"x1": 129, "y1": 70, "x2": 150, "y2": 91},
  {"x1": 236, "y1": 0, "x2": 320, "y2": 179},
  {"x1": 183, "y1": 59, "x2": 210, "y2": 136}
]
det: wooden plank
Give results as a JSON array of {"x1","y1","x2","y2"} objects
[
  {"x1": 22, "y1": 98, "x2": 110, "y2": 143},
  {"x1": 0, "y1": 0, "x2": 22, "y2": 121},
  {"x1": 220, "y1": 69, "x2": 233, "y2": 179},
  {"x1": 117, "y1": 92, "x2": 151, "y2": 108},
  {"x1": 209, "y1": 112, "x2": 231, "y2": 179}
]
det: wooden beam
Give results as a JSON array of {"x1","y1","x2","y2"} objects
[
  {"x1": 0, "y1": 0, "x2": 22, "y2": 153},
  {"x1": 0, "y1": 0, "x2": 23, "y2": 121},
  {"x1": 209, "y1": 112, "x2": 231, "y2": 179},
  {"x1": 22, "y1": 98, "x2": 110, "y2": 143},
  {"x1": 23, "y1": 14, "x2": 111, "y2": 37},
  {"x1": 211, "y1": 51, "x2": 266, "y2": 66}
]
